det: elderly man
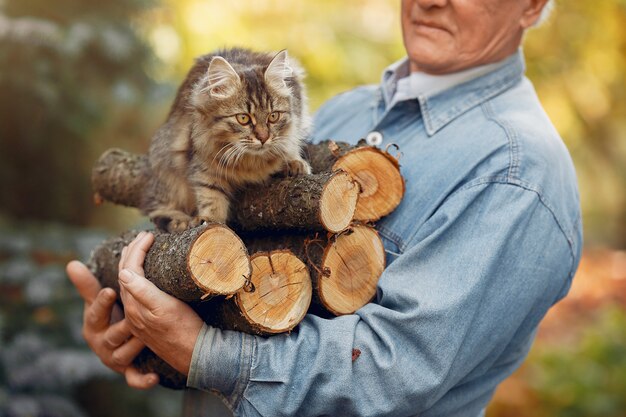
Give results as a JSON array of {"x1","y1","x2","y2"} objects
[{"x1": 68, "y1": 0, "x2": 582, "y2": 415}]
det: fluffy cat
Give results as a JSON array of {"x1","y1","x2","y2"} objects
[{"x1": 141, "y1": 48, "x2": 311, "y2": 232}]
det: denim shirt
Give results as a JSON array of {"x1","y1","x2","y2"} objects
[{"x1": 186, "y1": 50, "x2": 583, "y2": 417}]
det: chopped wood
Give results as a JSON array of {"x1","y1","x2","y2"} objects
[
  {"x1": 133, "y1": 349, "x2": 186, "y2": 390},
  {"x1": 243, "y1": 225, "x2": 385, "y2": 316},
  {"x1": 91, "y1": 148, "x2": 359, "y2": 233},
  {"x1": 306, "y1": 140, "x2": 405, "y2": 222},
  {"x1": 88, "y1": 224, "x2": 251, "y2": 301},
  {"x1": 319, "y1": 225, "x2": 385, "y2": 315},
  {"x1": 238, "y1": 250, "x2": 312, "y2": 334},
  {"x1": 91, "y1": 148, "x2": 150, "y2": 208},
  {"x1": 197, "y1": 251, "x2": 312, "y2": 336},
  {"x1": 232, "y1": 171, "x2": 358, "y2": 233}
]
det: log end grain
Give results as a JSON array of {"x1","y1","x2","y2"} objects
[
  {"x1": 319, "y1": 225, "x2": 385, "y2": 315},
  {"x1": 333, "y1": 148, "x2": 405, "y2": 222},
  {"x1": 188, "y1": 224, "x2": 251, "y2": 295},
  {"x1": 237, "y1": 250, "x2": 312, "y2": 334},
  {"x1": 319, "y1": 171, "x2": 359, "y2": 233}
]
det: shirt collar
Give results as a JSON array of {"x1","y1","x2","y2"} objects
[{"x1": 380, "y1": 49, "x2": 526, "y2": 136}]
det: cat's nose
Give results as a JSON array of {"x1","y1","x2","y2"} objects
[{"x1": 255, "y1": 126, "x2": 270, "y2": 144}]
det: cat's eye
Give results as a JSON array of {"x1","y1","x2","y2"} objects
[
  {"x1": 268, "y1": 112, "x2": 281, "y2": 123},
  {"x1": 236, "y1": 113, "x2": 251, "y2": 125}
]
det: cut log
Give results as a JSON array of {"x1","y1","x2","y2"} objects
[
  {"x1": 133, "y1": 349, "x2": 187, "y2": 390},
  {"x1": 232, "y1": 171, "x2": 358, "y2": 233},
  {"x1": 88, "y1": 227, "x2": 313, "y2": 389},
  {"x1": 91, "y1": 149, "x2": 359, "y2": 233},
  {"x1": 319, "y1": 226, "x2": 385, "y2": 315},
  {"x1": 134, "y1": 250, "x2": 312, "y2": 390},
  {"x1": 199, "y1": 251, "x2": 312, "y2": 335},
  {"x1": 306, "y1": 140, "x2": 405, "y2": 222},
  {"x1": 244, "y1": 225, "x2": 385, "y2": 316},
  {"x1": 91, "y1": 148, "x2": 150, "y2": 208},
  {"x1": 87, "y1": 224, "x2": 251, "y2": 301}
]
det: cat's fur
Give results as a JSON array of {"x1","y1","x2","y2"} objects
[{"x1": 141, "y1": 48, "x2": 311, "y2": 232}]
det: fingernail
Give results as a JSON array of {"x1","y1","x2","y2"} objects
[
  {"x1": 137, "y1": 231, "x2": 146, "y2": 239},
  {"x1": 119, "y1": 269, "x2": 133, "y2": 284},
  {"x1": 147, "y1": 375, "x2": 158, "y2": 385}
]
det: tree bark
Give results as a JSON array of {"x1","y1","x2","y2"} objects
[
  {"x1": 194, "y1": 250, "x2": 312, "y2": 336},
  {"x1": 91, "y1": 148, "x2": 359, "y2": 233},
  {"x1": 91, "y1": 148, "x2": 150, "y2": 208},
  {"x1": 133, "y1": 349, "x2": 187, "y2": 390},
  {"x1": 232, "y1": 171, "x2": 358, "y2": 233},
  {"x1": 305, "y1": 140, "x2": 405, "y2": 222},
  {"x1": 87, "y1": 224, "x2": 251, "y2": 301},
  {"x1": 130, "y1": 249, "x2": 314, "y2": 390},
  {"x1": 243, "y1": 224, "x2": 385, "y2": 316}
]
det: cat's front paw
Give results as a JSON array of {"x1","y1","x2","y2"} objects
[
  {"x1": 283, "y1": 159, "x2": 312, "y2": 176},
  {"x1": 150, "y1": 211, "x2": 194, "y2": 233},
  {"x1": 188, "y1": 215, "x2": 225, "y2": 228}
]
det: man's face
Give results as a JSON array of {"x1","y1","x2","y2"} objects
[{"x1": 401, "y1": 0, "x2": 538, "y2": 74}]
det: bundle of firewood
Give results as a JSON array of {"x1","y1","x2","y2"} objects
[{"x1": 88, "y1": 140, "x2": 405, "y2": 388}]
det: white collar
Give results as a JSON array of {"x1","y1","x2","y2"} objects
[{"x1": 382, "y1": 54, "x2": 514, "y2": 107}]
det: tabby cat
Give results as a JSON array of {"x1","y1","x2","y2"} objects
[{"x1": 141, "y1": 48, "x2": 311, "y2": 232}]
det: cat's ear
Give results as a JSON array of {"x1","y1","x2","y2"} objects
[
  {"x1": 206, "y1": 56, "x2": 240, "y2": 99},
  {"x1": 265, "y1": 50, "x2": 293, "y2": 94}
]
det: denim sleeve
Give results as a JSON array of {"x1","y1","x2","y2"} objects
[{"x1": 187, "y1": 181, "x2": 575, "y2": 417}]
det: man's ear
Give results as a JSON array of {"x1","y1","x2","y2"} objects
[{"x1": 520, "y1": 0, "x2": 551, "y2": 29}]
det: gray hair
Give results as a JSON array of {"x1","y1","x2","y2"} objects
[{"x1": 535, "y1": 0, "x2": 555, "y2": 26}]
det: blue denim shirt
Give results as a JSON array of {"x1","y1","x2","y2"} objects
[{"x1": 186, "y1": 50, "x2": 583, "y2": 417}]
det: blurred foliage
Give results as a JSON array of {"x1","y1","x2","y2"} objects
[
  {"x1": 528, "y1": 306, "x2": 626, "y2": 417},
  {"x1": 0, "y1": 222, "x2": 185, "y2": 417},
  {"x1": 488, "y1": 305, "x2": 626, "y2": 417},
  {"x1": 0, "y1": 0, "x2": 162, "y2": 227},
  {"x1": 523, "y1": 0, "x2": 626, "y2": 248},
  {"x1": 488, "y1": 248, "x2": 626, "y2": 417},
  {"x1": 0, "y1": 0, "x2": 625, "y2": 415},
  {"x1": 135, "y1": 0, "x2": 405, "y2": 110},
  {"x1": 0, "y1": 0, "x2": 624, "y2": 246}
]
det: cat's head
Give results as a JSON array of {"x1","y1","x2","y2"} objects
[{"x1": 190, "y1": 49, "x2": 309, "y2": 160}]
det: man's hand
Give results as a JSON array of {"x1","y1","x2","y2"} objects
[
  {"x1": 66, "y1": 260, "x2": 159, "y2": 389},
  {"x1": 117, "y1": 231, "x2": 204, "y2": 376}
]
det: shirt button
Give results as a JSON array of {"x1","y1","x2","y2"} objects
[{"x1": 366, "y1": 131, "x2": 383, "y2": 146}]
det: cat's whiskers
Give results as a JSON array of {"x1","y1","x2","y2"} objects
[
  {"x1": 268, "y1": 141, "x2": 291, "y2": 165},
  {"x1": 210, "y1": 143, "x2": 233, "y2": 169},
  {"x1": 217, "y1": 145, "x2": 239, "y2": 183},
  {"x1": 213, "y1": 145, "x2": 239, "y2": 184},
  {"x1": 223, "y1": 142, "x2": 250, "y2": 183},
  {"x1": 226, "y1": 144, "x2": 245, "y2": 181}
]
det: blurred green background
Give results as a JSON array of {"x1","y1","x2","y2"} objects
[{"x1": 0, "y1": 0, "x2": 625, "y2": 416}]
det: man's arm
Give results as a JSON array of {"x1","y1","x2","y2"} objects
[{"x1": 186, "y1": 181, "x2": 576, "y2": 416}]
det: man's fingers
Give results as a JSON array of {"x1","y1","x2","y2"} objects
[
  {"x1": 125, "y1": 367, "x2": 159, "y2": 390},
  {"x1": 66, "y1": 260, "x2": 102, "y2": 304},
  {"x1": 103, "y1": 319, "x2": 133, "y2": 350},
  {"x1": 110, "y1": 336, "x2": 146, "y2": 368},
  {"x1": 84, "y1": 288, "x2": 117, "y2": 330},
  {"x1": 122, "y1": 232, "x2": 154, "y2": 273},
  {"x1": 118, "y1": 245, "x2": 128, "y2": 274},
  {"x1": 119, "y1": 269, "x2": 163, "y2": 313}
]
